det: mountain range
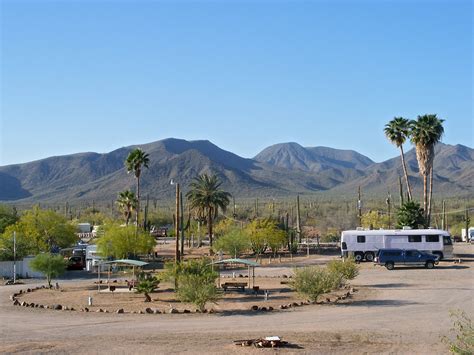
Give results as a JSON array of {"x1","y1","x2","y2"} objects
[{"x1": 0, "y1": 138, "x2": 472, "y2": 203}]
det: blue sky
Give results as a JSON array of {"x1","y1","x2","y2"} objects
[{"x1": 1, "y1": 0, "x2": 472, "y2": 166}]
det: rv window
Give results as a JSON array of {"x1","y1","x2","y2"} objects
[
  {"x1": 408, "y1": 235, "x2": 422, "y2": 243},
  {"x1": 357, "y1": 235, "x2": 366, "y2": 243},
  {"x1": 443, "y1": 236, "x2": 452, "y2": 245},
  {"x1": 426, "y1": 235, "x2": 439, "y2": 243}
]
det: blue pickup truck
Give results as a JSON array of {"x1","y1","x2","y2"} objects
[{"x1": 374, "y1": 249, "x2": 439, "y2": 270}]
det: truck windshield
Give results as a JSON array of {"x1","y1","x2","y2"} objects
[{"x1": 443, "y1": 236, "x2": 452, "y2": 245}]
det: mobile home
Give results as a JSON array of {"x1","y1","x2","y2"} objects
[{"x1": 341, "y1": 228, "x2": 453, "y2": 261}]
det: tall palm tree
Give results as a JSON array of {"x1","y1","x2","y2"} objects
[
  {"x1": 116, "y1": 190, "x2": 138, "y2": 226},
  {"x1": 409, "y1": 114, "x2": 444, "y2": 225},
  {"x1": 125, "y1": 148, "x2": 150, "y2": 228},
  {"x1": 384, "y1": 117, "x2": 413, "y2": 201},
  {"x1": 186, "y1": 174, "x2": 231, "y2": 249}
]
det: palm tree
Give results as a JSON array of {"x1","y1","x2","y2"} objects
[
  {"x1": 409, "y1": 114, "x2": 444, "y2": 225},
  {"x1": 384, "y1": 117, "x2": 413, "y2": 201},
  {"x1": 186, "y1": 174, "x2": 231, "y2": 249},
  {"x1": 125, "y1": 148, "x2": 150, "y2": 228},
  {"x1": 116, "y1": 190, "x2": 138, "y2": 225}
]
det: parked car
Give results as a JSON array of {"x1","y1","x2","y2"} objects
[
  {"x1": 374, "y1": 249, "x2": 439, "y2": 270},
  {"x1": 67, "y1": 256, "x2": 85, "y2": 270}
]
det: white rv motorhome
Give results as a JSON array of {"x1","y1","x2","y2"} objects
[{"x1": 341, "y1": 228, "x2": 453, "y2": 261}]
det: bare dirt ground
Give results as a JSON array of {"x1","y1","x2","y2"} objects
[{"x1": 0, "y1": 244, "x2": 472, "y2": 354}]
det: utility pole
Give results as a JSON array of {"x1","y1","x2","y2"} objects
[
  {"x1": 386, "y1": 192, "x2": 391, "y2": 229},
  {"x1": 358, "y1": 186, "x2": 362, "y2": 227},
  {"x1": 13, "y1": 231, "x2": 16, "y2": 284},
  {"x1": 180, "y1": 191, "x2": 184, "y2": 260},
  {"x1": 441, "y1": 200, "x2": 446, "y2": 230},
  {"x1": 465, "y1": 206, "x2": 470, "y2": 243},
  {"x1": 232, "y1": 196, "x2": 236, "y2": 218},
  {"x1": 175, "y1": 183, "x2": 180, "y2": 264}
]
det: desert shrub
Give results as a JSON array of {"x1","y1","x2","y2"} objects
[
  {"x1": 442, "y1": 310, "x2": 474, "y2": 354},
  {"x1": 161, "y1": 258, "x2": 217, "y2": 289},
  {"x1": 176, "y1": 273, "x2": 219, "y2": 311},
  {"x1": 327, "y1": 257, "x2": 359, "y2": 286},
  {"x1": 290, "y1": 266, "x2": 340, "y2": 301}
]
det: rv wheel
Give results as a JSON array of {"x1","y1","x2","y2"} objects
[
  {"x1": 354, "y1": 252, "x2": 364, "y2": 262},
  {"x1": 364, "y1": 252, "x2": 374, "y2": 262}
]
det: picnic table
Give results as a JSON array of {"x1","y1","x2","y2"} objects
[{"x1": 221, "y1": 282, "x2": 247, "y2": 291}]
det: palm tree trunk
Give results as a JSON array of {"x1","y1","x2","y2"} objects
[
  {"x1": 144, "y1": 292, "x2": 151, "y2": 302},
  {"x1": 399, "y1": 146, "x2": 412, "y2": 201},
  {"x1": 427, "y1": 167, "x2": 433, "y2": 226},
  {"x1": 136, "y1": 176, "x2": 140, "y2": 229},
  {"x1": 208, "y1": 207, "x2": 213, "y2": 249},
  {"x1": 423, "y1": 173, "x2": 428, "y2": 223}
]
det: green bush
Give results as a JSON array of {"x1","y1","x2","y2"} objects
[
  {"x1": 327, "y1": 257, "x2": 359, "y2": 285},
  {"x1": 290, "y1": 266, "x2": 340, "y2": 302},
  {"x1": 161, "y1": 258, "x2": 217, "y2": 289},
  {"x1": 442, "y1": 310, "x2": 474, "y2": 354},
  {"x1": 176, "y1": 273, "x2": 219, "y2": 311}
]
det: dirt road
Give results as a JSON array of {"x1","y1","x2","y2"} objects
[{"x1": 1, "y1": 244, "x2": 472, "y2": 354}]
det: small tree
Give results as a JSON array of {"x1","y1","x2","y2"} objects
[
  {"x1": 135, "y1": 276, "x2": 160, "y2": 302},
  {"x1": 397, "y1": 200, "x2": 426, "y2": 229},
  {"x1": 290, "y1": 266, "x2": 340, "y2": 302},
  {"x1": 176, "y1": 274, "x2": 219, "y2": 312},
  {"x1": 213, "y1": 228, "x2": 250, "y2": 258},
  {"x1": 29, "y1": 253, "x2": 67, "y2": 288}
]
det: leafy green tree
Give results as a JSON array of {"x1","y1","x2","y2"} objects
[
  {"x1": 213, "y1": 218, "x2": 235, "y2": 238},
  {"x1": 116, "y1": 190, "x2": 138, "y2": 226},
  {"x1": 1, "y1": 206, "x2": 77, "y2": 256},
  {"x1": 0, "y1": 204, "x2": 19, "y2": 234},
  {"x1": 125, "y1": 148, "x2": 150, "y2": 228},
  {"x1": 213, "y1": 228, "x2": 250, "y2": 258},
  {"x1": 136, "y1": 275, "x2": 160, "y2": 302},
  {"x1": 76, "y1": 209, "x2": 111, "y2": 226},
  {"x1": 186, "y1": 174, "x2": 231, "y2": 248},
  {"x1": 290, "y1": 266, "x2": 340, "y2": 302},
  {"x1": 29, "y1": 253, "x2": 67, "y2": 288},
  {"x1": 97, "y1": 224, "x2": 156, "y2": 259},
  {"x1": 384, "y1": 117, "x2": 413, "y2": 200},
  {"x1": 361, "y1": 210, "x2": 390, "y2": 230},
  {"x1": 396, "y1": 200, "x2": 426, "y2": 229},
  {"x1": 245, "y1": 218, "x2": 286, "y2": 260},
  {"x1": 410, "y1": 114, "x2": 444, "y2": 224}
]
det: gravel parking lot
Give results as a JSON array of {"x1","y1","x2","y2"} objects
[{"x1": 0, "y1": 244, "x2": 472, "y2": 354}]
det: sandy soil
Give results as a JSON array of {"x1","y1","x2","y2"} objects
[{"x1": 0, "y1": 243, "x2": 473, "y2": 354}]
